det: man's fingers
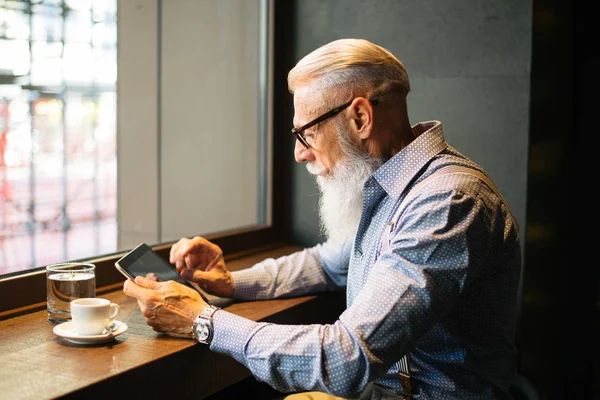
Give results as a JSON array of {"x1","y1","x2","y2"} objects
[
  {"x1": 134, "y1": 275, "x2": 164, "y2": 289},
  {"x1": 123, "y1": 276, "x2": 163, "y2": 300},
  {"x1": 123, "y1": 278, "x2": 145, "y2": 298},
  {"x1": 181, "y1": 267, "x2": 208, "y2": 283},
  {"x1": 170, "y1": 238, "x2": 198, "y2": 265},
  {"x1": 123, "y1": 276, "x2": 162, "y2": 300},
  {"x1": 145, "y1": 272, "x2": 159, "y2": 282},
  {"x1": 176, "y1": 237, "x2": 211, "y2": 259},
  {"x1": 175, "y1": 259, "x2": 186, "y2": 272},
  {"x1": 170, "y1": 238, "x2": 190, "y2": 263},
  {"x1": 183, "y1": 250, "x2": 218, "y2": 271}
]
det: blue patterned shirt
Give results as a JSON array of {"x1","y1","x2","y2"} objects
[{"x1": 210, "y1": 121, "x2": 521, "y2": 399}]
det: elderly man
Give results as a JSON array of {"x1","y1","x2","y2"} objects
[{"x1": 123, "y1": 38, "x2": 521, "y2": 399}]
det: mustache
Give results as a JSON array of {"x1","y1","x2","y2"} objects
[{"x1": 306, "y1": 162, "x2": 326, "y2": 176}]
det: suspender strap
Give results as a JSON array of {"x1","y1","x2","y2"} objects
[
  {"x1": 397, "y1": 356, "x2": 412, "y2": 396},
  {"x1": 383, "y1": 165, "x2": 512, "y2": 398}
]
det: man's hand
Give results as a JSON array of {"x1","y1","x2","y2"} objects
[
  {"x1": 170, "y1": 236, "x2": 234, "y2": 298},
  {"x1": 123, "y1": 275, "x2": 207, "y2": 338}
]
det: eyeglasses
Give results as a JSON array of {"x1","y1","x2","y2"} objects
[{"x1": 291, "y1": 98, "x2": 379, "y2": 149}]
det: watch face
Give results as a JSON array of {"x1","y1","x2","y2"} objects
[
  {"x1": 194, "y1": 306, "x2": 219, "y2": 344},
  {"x1": 196, "y1": 322, "x2": 210, "y2": 341}
]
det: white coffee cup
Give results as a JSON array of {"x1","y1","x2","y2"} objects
[{"x1": 70, "y1": 298, "x2": 120, "y2": 336}]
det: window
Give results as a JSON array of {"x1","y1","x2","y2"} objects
[
  {"x1": 0, "y1": 0, "x2": 118, "y2": 274},
  {"x1": 0, "y1": 0, "x2": 284, "y2": 315}
]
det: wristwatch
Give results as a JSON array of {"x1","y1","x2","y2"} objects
[{"x1": 192, "y1": 305, "x2": 220, "y2": 345}]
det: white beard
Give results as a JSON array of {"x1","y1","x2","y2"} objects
[{"x1": 306, "y1": 129, "x2": 383, "y2": 244}]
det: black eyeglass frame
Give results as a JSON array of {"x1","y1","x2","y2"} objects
[{"x1": 291, "y1": 98, "x2": 379, "y2": 149}]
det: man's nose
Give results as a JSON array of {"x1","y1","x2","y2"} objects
[{"x1": 294, "y1": 139, "x2": 314, "y2": 163}]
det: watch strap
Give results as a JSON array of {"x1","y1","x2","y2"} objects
[{"x1": 200, "y1": 304, "x2": 220, "y2": 318}]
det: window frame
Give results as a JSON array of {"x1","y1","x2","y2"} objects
[{"x1": 0, "y1": 0, "x2": 292, "y2": 317}]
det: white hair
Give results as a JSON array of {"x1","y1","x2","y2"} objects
[{"x1": 288, "y1": 38, "x2": 411, "y2": 104}]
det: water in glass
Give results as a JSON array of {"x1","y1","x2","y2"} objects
[{"x1": 46, "y1": 264, "x2": 96, "y2": 323}]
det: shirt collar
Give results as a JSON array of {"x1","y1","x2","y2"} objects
[{"x1": 373, "y1": 120, "x2": 448, "y2": 198}]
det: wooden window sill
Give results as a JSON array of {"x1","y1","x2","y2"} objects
[{"x1": 0, "y1": 245, "x2": 346, "y2": 399}]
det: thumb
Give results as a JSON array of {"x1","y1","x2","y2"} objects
[
  {"x1": 181, "y1": 268, "x2": 209, "y2": 283},
  {"x1": 134, "y1": 275, "x2": 164, "y2": 290}
]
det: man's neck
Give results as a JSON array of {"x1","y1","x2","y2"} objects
[{"x1": 377, "y1": 120, "x2": 414, "y2": 160}]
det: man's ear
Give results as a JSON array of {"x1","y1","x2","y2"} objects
[{"x1": 349, "y1": 97, "x2": 374, "y2": 140}]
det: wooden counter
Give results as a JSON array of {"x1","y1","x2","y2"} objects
[{"x1": 0, "y1": 246, "x2": 346, "y2": 400}]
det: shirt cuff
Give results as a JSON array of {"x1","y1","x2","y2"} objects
[{"x1": 210, "y1": 310, "x2": 258, "y2": 366}]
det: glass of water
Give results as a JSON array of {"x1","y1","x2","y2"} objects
[{"x1": 46, "y1": 263, "x2": 96, "y2": 324}]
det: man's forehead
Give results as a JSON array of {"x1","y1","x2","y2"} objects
[
  {"x1": 293, "y1": 87, "x2": 327, "y2": 123},
  {"x1": 293, "y1": 84, "x2": 355, "y2": 111},
  {"x1": 294, "y1": 86, "x2": 323, "y2": 108}
]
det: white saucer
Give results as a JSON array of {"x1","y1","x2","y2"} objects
[{"x1": 53, "y1": 320, "x2": 128, "y2": 344}]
